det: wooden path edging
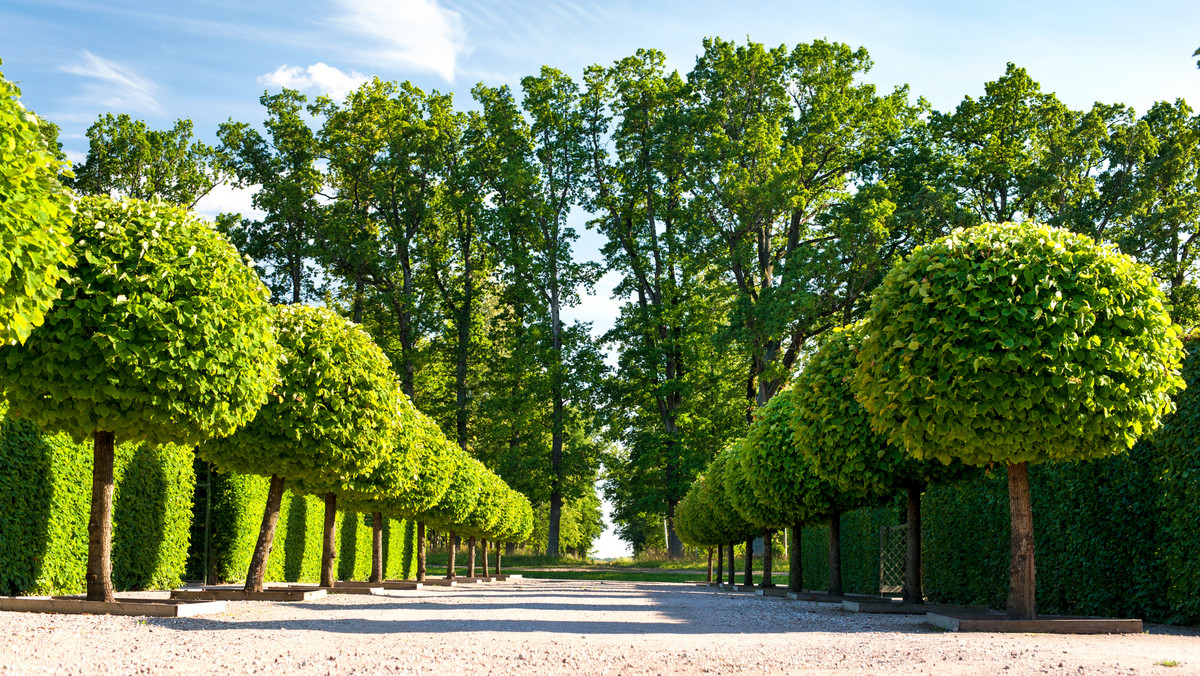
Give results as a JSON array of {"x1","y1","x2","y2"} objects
[
  {"x1": 170, "y1": 588, "x2": 326, "y2": 602},
  {"x1": 842, "y1": 600, "x2": 998, "y2": 615},
  {"x1": 0, "y1": 597, "x2": 226, "y2": 617},
  {"x1": 925, "y1": 612, "x2": 1144, "y2": 634}
]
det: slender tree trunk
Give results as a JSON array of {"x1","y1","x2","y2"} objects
[
  {"x1": 482, "y1": 540, "x2": 490, "y2": 577},
  {"x1": 505, "y1": 542, "x2": 516, "y2": 555},
  {"x1": 416, "y1": 521, "x2": 426, "y2": 582},
  {"x1": 828, "y1": 513, "x2": 842, "y2": 597},
  {"x1": 743, "y1": 536, "x2": 753, "y2": 586},
  {"x1": 320, "y1": 493, "x2": 337, "y2": 588},
  {"x1": 903, "y1": 486, "x2": 923, "y2": 604},
  {"x1": 762, "y1": 530, "x2": 775, "y2": 588},
  {"x1": 715, "y1": 544, "x2": 723, "y2": 584},
  {"x1": 87, "y1": 430, "x2": 116, "y2": 603},
  {"x1": 548, "y1": 492, "x2": 563, "y2": 557},
  {"x1": 789, "y1": 522, "x2": 803, "y2": 593},
  {"x1": 467, "y1": 536, "x2": 477, "y2": 578},
  {"x1": 245, "y1": 475, "x2": 286, "y2": 593},
  {"x1": 446, "y1": 531, "x2": 457, "y2": 579},
  {"x1": 371, "y1": 512, "x2": 384, "y2": 583},
  {"x1": 1007, "y1": 461, "x2": 1036, "y2": 620},
  {"x1": 706, "y1": 547, "x2": 714, "y2": 583},
  {"x1": 665, "y1": 499, "x2": 684, "y2": 560},
  {"x1": 727, "y1": 543, "x2": 735, "y2": 585},
  {"x1": 496, "y1": 545, "x2": 503, "y2": 576}
]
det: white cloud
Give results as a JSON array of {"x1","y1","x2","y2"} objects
[
  {"x1": 60, "y1": 50, "x2": 162, "y2": 115},
  {"x1": 258, "y1": 63, "x2": 368, "y2": 100},
  {"x1": 193, "y1": 183, "x2": 265, "y2": 223},
  {"x1": 330, "y1": 0, "x2": 469, "y2": 82}
]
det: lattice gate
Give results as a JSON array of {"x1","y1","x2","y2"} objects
[{"x1": 878, "y1": 525, "x2": 906, "y2": 594}]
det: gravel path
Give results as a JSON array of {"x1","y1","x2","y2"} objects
[{"x1": 2, "y1": 579, "x2": 1198, "y2": 674}]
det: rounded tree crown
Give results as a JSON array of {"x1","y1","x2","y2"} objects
[
  {"x1": 0, "y1": 66, "x2": 75, "y2": 345},
  {"x1": 856, "y1": 222, "x2": 1186, "y2": 466},
  {"x1": 0, "y1": 196, "x2": 278, "y2": 445},
  {"x1": 199, "y1": 304, "x2": 397, "y2": 486}
]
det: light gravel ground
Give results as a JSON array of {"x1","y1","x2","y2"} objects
[{"x1": 2, "y1": 579, "x2": 1199, "y2": 675}]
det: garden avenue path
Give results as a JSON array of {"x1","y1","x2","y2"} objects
[{"x1": 2, "y1": 579, "x2": 1198, "y2": 674}]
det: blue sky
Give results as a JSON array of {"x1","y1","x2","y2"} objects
[{"x1": 4, "y1": 0, "x2": 1199, "y2": 557}]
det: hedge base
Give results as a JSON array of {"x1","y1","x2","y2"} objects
[
  {"x1": 755, "y1": 588, "x2": 790, "y2": 598},
  {"x1": 170, "y1": 587, "x2": 325, "y2": 602},
  {"x1": 925, "y1": 613, "x2": 1143, "y2": 634},
  {"x1": 421, "y1": 580, "x2": 459, "y2": 587},
  {"x1": 283, "y1": 585, "x2": 384, "y2": 596},
  {"x1": 786, "y1": 591, "x2": 897, "y2": 603},
  {"x1": 842, "y1": 600, "x2": 997, "y2": 614},
  {"x1": 0, "y1": 596, "x2": 225, "y2": 617},
  {"x1": 336, "y1": 580, "x2": 423, "y2": 591},
  {"x1": 493, "y1": 575, "x2": 522, "y2": 581}
]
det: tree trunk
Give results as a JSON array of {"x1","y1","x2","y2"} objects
[
  {"x1": 245, "y1": 475, "x2": 286, "y2": 593},
  {"x1": 789, "y1": 522, "x2": 803, "y2": 593},
  {"x1": 496, "y1": 545, "x2": 503, "y2": 576},
  {"x1": 467, "y1": 536, "x2": 477, "y2": 578},
  {"x1": 1007, "y1": 461, "x2": 1036, "y2": 620},
  {"x1": 320, "y1": 492, "x2": 337, "y2": 588},
  {"x1": 416, "y1": 521, "x2": 426, "y2": 582},
  {"x1": 505, "y1": 542, "x2": 516, "y2": 556},
  {"x1": 706, "y1": 547, "x2": 713, "y2": 583},
  {"x1": 482, "y1": 540, "x2": 490, "y2": 577},
  {"x1": 370, "y1": 511, "x2": 384, "y2": 584},
  {"x1": 87, "y1": 430, "x2": 116, "y2": 603},
  {"x1": 743, "y1": 536, "x2": 753, "y2": 586},
  {"x1": 548, "y1": 492, "x2": 562, "y2": 557},
  {"x1": 727, "y1": 543, "x2": 735, "y2": 585},
  {"x1": 903, "y1": 486, "x2": 923, "y2": 604},
  {"x1": 665, "y1": 500, "x2": 684, "y2": 559},
  {"x1": 762, "y1": 530, "x2": 775, "y2": 588},
  {"x1": 446, "y1": 531, "x2": 457, "y2": 579},
  {"x1": 828, "y1": 513, "x2": 842, "y2": 597},
  {"x1": 715, "y1": 544, "x2": 723, "y2": 584}
]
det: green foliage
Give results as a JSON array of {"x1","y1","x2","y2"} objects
[
  {"x1": 68, "y1": 113, "x2": 223, "y2": 208},
  {"x1": 199, "y1": 304, "x2": 396, "y2": 488},
  {"x1": 793, "y1": 326, "x2": 968, "y2": 498},
  {"x1": 797, "y1": 500, "x2": 901, "y2": 594},
  {"x1": 856, "y1": 222, "x2": 1185, "y2": 466},
  {"x1": 0, "y1": 416, "x2": 194, "y2": 595},
  {"x1": 0, "y1": 63, "x2": 75, "y2": 345},
  {"x1": 737, "y1": 389, "x2": 859, "y2": 526},
  {"x1": 0, "y1": 196, "x2": 279, "y2": 446},
  {"x1": 419, "y1": 451, "x2": 482, "y2": 531}
]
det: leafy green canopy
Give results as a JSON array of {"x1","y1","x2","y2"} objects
[
  {"x1": 794, "y1": 325, "x2": 966, "y2": 498},
  {"x1": 418, "y1": 450, "x2": 482, "y2": 531},
  {"x1": 199, "y1": 304, "x2": 396, "y2": 486},
  {"x1": 675, "y1": 479, "x2": 719, "y2": 547},
  {"x1": 738, "y1": 389, "x2": 861, "y2": 525},
  {"x1": 856, "y1": 222, "x2": 1186, "y2": 466},
  {"x1": 0, "y1": 64, "x2": 75, "y2": 345},
  {"x1": 697, "y1": 446, "x2": 759, "y2": 544},
  {"x1": 457, "y1": 468, "x2": 507, "y2": 540},
  {"x1": 0, "y1": 196, "x2": 277, "y2": 444}
]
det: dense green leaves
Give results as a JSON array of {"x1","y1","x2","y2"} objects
[
  {"x1": 0, "y1": 64, "x2": 74, "y2": 345},
  {"x1": 856, "y1": 222, "x2": 1186, "y2": 466},
  {"x1": 0, "y1": 196, "x2": 278, "y2": 445}
]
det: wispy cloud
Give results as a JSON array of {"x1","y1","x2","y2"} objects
[
  {"x1": 258, "y1": 63, "x2": 368, "y2": 100},
  {"x1": 60, "y1": 50, "x2": 162, "y2": 115},
  {"x1": 330, "y1": 0, "x2": 469, "y2": 82}
]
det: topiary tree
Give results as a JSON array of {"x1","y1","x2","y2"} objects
[
  {"x1": 794, "y1": 324, "x2": 972, "y2": 603},
  {"x1": 420, "y1": 450, "x2": 483, "y2": 580},
  {"x1": 199, "y1": 304, "x2": 399, "y2": 592},
  {"x1": 703, "y1": 446, "x2": 760, "y2": 586},
  {"x1": 0, "y1": 196, "x2": 278, "y2": 601},
  {"x1": 0, "y1": 62, "x2": 75, "y2": 346},
  {"x1": 856, "y1": 222, "x2": 1185, "y2": 619},
  {"x1": 723, "y1": 435, "x2": 780, "y2": 587},
  {"x1": 738, "y1": 388, "x2": 862, "y2": 595}
]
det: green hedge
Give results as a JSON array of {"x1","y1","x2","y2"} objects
[
  {"x1": 798, "y1": 500, "x2": 901, "y2": 595},
  {"x1": 0, "y1": 416, "x2": 194, "y2": 595},
  {"x1": 188, "y1": 471, "x2": 417, "y2": 584}
]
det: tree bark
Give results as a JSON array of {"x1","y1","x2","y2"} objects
[
  {"x1": 743, "y1": 536, "x2": 754, "y2": 586},
  {"x1": 727, "y1": 543, "x2": 735, "y2": 585},
  {"x1": 245, "y1": 475, "x2": 286, "y2": 593},
  {"x1": 789, "y1": 522, "x2": 803, "y2": 593},
  {"x1": 446, "y1": 531, "x2": 457, "y2": 579},
  {"x1": 828, "y1": 512, "x2": 842, "y2": 597},
  {"x1": 706, "y1": 547, "x2": 713, "y2": 583},
  {"x1": 1007, "y1": 461, "x2": 1037, "y2": 620},
  {"x1": 548, "y1": 490, "x2": 562, "y2": 557},
  {"x1": 762, "y1": 530, "x2": 775, "y2": 587},
  {"x1": 715, "y1": 544, "x2": 723, "y2": 584},
  {"x1": 482, "y1": 540, "x2": 490, "y2": 577},
  {"x1": 666, "y1": 500, "x2": 684, "y2": 559},
  {"x1": 496, "y1": 545, "x2": 503, "y2": 576},
  {"x1": 903, "y1": 486, "x2": 923, "y2": 604},
  {"x1": 467, "y1": 536, "x2": 477, "y2": 578},
  {"x1": 87, "y1": 430, "x2": 116, "y2": 603},
  {"x1": 505, "y1": 542, "x2": 516, "y2": 556},
  {"x1": 416, "y1": 521, "x2": 426, "y2": 582},
  {"x1": 320, "y1": 492, "x2": 337, "y2": 588},
  {"x1": 370, "y1": 511, "x2": 384, "y2": 584}
]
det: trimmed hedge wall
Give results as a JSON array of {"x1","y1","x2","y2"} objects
[
  {"x1": 0, "y1": 416, "x2": 194, "y2": 595},
  {"x1": 188, "y1": 470, "x2": 417, "y2": 584},
  {"x1": 798, "y1": 500, "x2": 901, "y2": 595}
]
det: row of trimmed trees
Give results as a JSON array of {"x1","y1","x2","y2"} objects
[
  {"x1": 0, "y1": 67, "x2": 532, "y2": 602},
  {"x1": 678, "y1": 222, "x2": 1185, "y2": 620}
]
